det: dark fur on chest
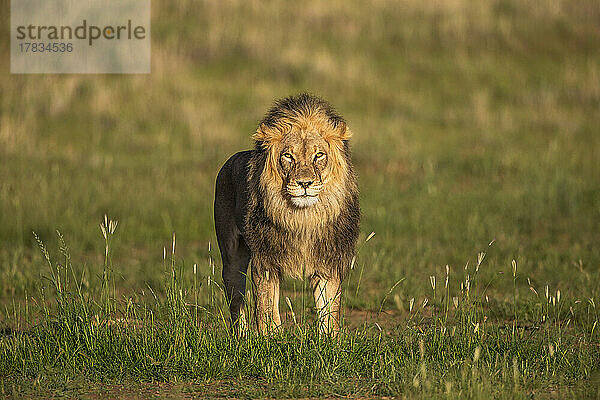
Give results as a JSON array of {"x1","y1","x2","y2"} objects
[{"x1": 245, "y1": 188, "x2": 359, "y2": 279}]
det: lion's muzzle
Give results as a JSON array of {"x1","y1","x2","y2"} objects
[{"x1": 287, "y1": 180, "x2": 322, "y2": 207}]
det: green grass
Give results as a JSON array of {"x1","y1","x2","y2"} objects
[
  {"x1": 2, "y1": 228, "x2": 600, "y2": 398},
  {"x1": 1, "y1": 0, "x2": 600, "y2": 398}
]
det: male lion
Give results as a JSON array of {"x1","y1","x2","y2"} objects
[{"x1": 214, "y1": 93, "x2": 359, "y2": 335}]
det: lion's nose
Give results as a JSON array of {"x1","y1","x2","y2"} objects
[{"x1": 297, "y1": 180, "x2": 313, "y2": 189}]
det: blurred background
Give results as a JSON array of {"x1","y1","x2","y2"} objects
[{"x1": 1, "y1": 0, "x2": 599, "y2": 309}]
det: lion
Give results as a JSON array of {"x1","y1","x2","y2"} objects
[{"x1": 214, "y1": 93, "x2": 360, "y2": 335}]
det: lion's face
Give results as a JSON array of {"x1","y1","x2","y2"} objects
[
  {"x1": 277, "y1": 131, "x2": 330, "y2": 208},
  {"x1": 252, "y1": 96, "x2": 354, "y2": 221}
]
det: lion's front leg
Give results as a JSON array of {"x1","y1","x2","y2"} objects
[
  {"x1": 311, "y1": 275, "x2": 342, "y2": 335},
  {"x1": 251, "y1": 264, "x2": 281, "y2": 334}
]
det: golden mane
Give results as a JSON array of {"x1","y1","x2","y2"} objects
[{"x1": 251, "y1": 105, "x2": 355, "y2": 233}]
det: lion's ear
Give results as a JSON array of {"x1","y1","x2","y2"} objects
[
  {"x1": 252, "y1": 123, "x2": 269, "y2": 142},
  {"x1": 323, "y1": 121, "x2": 352, "y2": 144},
  {"x1": 252, "y1": 122, "x2": 283, "y2": 144},
  {"x1": 337, "y1": 121, "x2": 352, "y2": 141}
]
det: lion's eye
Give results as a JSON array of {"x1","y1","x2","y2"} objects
[
  {"x1": 281, "y1": 153, "x2": 294, "y2": 162},
  {"x1": 314, "y1": 152, "x2": 326, "y2": 161}
]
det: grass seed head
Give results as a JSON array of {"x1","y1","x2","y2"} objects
[
  {"x1": 365, "y1": 231, "x2": 376, "y2": 242},
  {"x1": 530, "y1": 286, "x2": 538, "y2": 296},
  {"x1": 477, "y1": 252, "x2": 485, "y2": 271},
  {"x1": 100, "y1": 215, "x2": 118, "y2": 238},
  {"x1": 109, "y1": 220, "x2": 118, "y2": 234}
]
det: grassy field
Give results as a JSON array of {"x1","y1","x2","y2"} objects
[{"x1": 1, "y1": 0, "x2": 600, "y2": 398}]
